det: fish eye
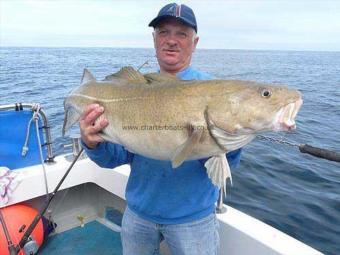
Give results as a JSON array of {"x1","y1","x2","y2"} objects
[{"x1": 261, "y1": 89, "x2": 272, "y2": 98}]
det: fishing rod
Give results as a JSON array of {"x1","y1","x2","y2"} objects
[
  {"x1": 257, "y1": 135, "x2": 340, "y2": 162},
  {"x1": 137, "y1": 60, "x2": 149, "y2": 71},
  {"x1": 1, "y1": 148, "x2": 84, "y2": 255}
]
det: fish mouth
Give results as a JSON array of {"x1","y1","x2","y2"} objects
[{"x1": 273, "y1": 98, "x2": 303, "y2": 131}]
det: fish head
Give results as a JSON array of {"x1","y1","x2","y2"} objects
[
  {"x1": 235, "y1": 83, "x2": 302, "y2": 134},
  {"x1": 211, "y1": 81, "x2": 303, "y2": 135}
]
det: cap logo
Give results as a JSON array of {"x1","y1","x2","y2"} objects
[{"x1": 175, "y1": 4, "x2": 181, "y2": 17}]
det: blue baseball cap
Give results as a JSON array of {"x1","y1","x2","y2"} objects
[{"x1": 148, "y1": 3, "x2": 197, "y2": 32}]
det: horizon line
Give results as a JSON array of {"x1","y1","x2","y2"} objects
[{"x1": 1, "y1": 45, "x2": 339, "y2": 53}]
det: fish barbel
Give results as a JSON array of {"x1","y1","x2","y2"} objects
[{"x1": 63, "y1": 67, "x2": 303, "y2": 191}]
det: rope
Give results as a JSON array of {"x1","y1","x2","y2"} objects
[
  {"x1": 22, "y1": 104, "x2": 50, "y2": 200},
  {"x1": 22, "y1": 119, "x2": 34, "y2": 156}
]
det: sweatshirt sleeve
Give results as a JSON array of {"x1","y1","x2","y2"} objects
[{"x1": 82, "y1": 141, "x2": 133, "y2": 168}]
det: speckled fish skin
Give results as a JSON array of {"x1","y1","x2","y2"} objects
[{"x1": 63, "y1": 67, "x2": 302, "y2": 188}]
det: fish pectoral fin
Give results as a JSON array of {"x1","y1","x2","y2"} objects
[
  {"x1": 204, "y1": 107, "x2": 255, "y2": 151},
  {"x1": 171, "y1": 128, "x2": 204, "y2": 168},
  {"x1": 62, "y1": 105, "x2": 81, "y2": 136},
  {"x1": 204, "y1": 154, "x2": 232, "y2": 192}
]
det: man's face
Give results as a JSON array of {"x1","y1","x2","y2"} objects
[{"x1": 153, "y1": 18, "x2": 199, "y2": 74}]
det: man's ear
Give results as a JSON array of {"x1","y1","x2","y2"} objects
[
  {"x1": 193, "y1": 36, "x2": 199, "y2": 52},
  {"x1": 152, "y1": 31, "x2": 156, "y2": 47}
]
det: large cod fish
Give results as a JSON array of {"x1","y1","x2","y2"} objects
[{"x1": 63, "y1": 67, "x2": 302, "y2": 191}]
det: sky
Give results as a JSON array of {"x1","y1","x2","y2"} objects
[{"x1": 1, "y1": 0, "x2": 340, "y2": 51}]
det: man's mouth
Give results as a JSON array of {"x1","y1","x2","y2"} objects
[{"x1": 163, "y1": 49, "x2": 179, "y2": 53}]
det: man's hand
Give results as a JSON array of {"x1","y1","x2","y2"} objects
[{"x1": 80, "y1": 104, "x2": 109, "y2": 149}]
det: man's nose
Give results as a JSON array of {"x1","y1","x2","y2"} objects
[
  {"x1": 165, "y1": 32, "x2": 178, "y2": 45},
  {"x1": 166, "y1": 39, "x2": 177, "y2": 47}
]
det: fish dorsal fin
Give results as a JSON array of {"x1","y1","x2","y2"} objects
[
  {"x1": 104, "y1": 66, "x2": 147, "y2": 83},
  {"x1": 144, "y1": 72, "x2": 179, "y2": 83},
  {"x1": 81, "y1": 68, "x2": 96, "y2": 85}
]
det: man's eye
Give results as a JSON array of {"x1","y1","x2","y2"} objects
[
  {"x1": 158, "y1": 30, "x2": 168, "y2": 35},
  {"x1": 178, "y1": 32, "x2": 187, "y2": 38}
]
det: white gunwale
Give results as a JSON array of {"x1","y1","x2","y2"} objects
[{"x1": 3, "y1": 155, "x2": 323, "y2": 255}]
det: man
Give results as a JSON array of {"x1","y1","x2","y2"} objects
[{"x1": 80, "y1": 3, "x2": 242, "y2": 255}]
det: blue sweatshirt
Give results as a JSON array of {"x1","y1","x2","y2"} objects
[{"x1": 84, "y1": 66, "x2": 242, "y2": 224}]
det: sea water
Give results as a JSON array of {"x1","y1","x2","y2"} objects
[{"x1": 0, "y1": 47, "x2": 339, "y2": 255}]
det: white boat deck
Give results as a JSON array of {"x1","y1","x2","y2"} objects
[{"x1": 4, "y1": 154, "x2": 323, "y2": 255}]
